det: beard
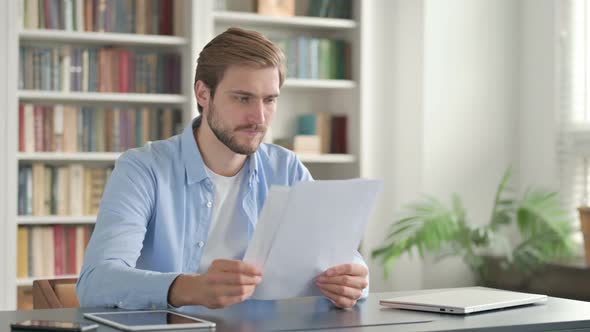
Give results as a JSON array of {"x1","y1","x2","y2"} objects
[{"x1": 206, "y1": 102, "x2": 267, "y2": 155}]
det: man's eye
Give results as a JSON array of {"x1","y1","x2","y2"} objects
[
  {"x1": 265, "y1": 98, "x2": 276, "y2": 104},
  {"x1": 238, "y1": 96, "x2": 249, "y2": 103}
]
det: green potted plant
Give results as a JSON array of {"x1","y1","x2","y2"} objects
[{"x1": 371, "y1": 169, "x2": 577, "y2": 286}]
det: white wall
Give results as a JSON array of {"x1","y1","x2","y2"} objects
[
  {"x1": 518, "y1": 0, "x2": 558, "y2": 192},
  {"x1": 361, "y1": 0, "x2": 425, "y2": 292},
  {"x1": 363, "y1": 0, "x2": 522, "y2": 290},
  {"x1": 421, "y1": 0, "x2": 520, "y2": 288}
]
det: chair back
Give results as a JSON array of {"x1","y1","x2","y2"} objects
[{"x1": 32, "y1": 278, "x2": 80, "y2": 309}]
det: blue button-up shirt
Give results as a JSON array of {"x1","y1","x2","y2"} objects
[{"x1": 77, "y1": 117, "x2": 367, "y2": 309}]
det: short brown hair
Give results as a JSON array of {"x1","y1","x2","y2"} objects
[{"x1": 194, "y1": 27, "x2": 286, "y2": 113}]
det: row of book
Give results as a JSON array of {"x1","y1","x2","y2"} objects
[
  {"x1": 17, "y1": 225, "x2": 94, "y2": 278},
  {"x1": 19, "y1": 103, "x2": 183, "y2": 153},
  {"x1": 21, "y1": 0, "x2": 179, "y2": 35},
  {"x1": 276, "y1": 113, "x2": 347, "y2": 154},
  {"x1": 19, "y1": 45, "x2": 182, "y2": 93},
  {"x1": 308, "y1": 0, "x2": 353, "y2": 19},
  {"x1": 273, "y1": 37, "x2": 351, "y2": 80},
  {"x1": 18, "y1": 164, "x2": 112, "y2": 216}
]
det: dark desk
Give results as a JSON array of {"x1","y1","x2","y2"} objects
[{"x1": 3, "y1": 291, "x2": 590, "y2": 331}]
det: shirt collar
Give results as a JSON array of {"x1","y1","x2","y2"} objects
[{"x1": 181, "y1": 116, "x2": 259, "y2": 185}]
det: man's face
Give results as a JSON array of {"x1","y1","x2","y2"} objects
[{"x1": 205, "y1": 65, "x2": 280, "y2": 155}]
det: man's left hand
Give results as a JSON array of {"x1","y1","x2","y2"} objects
[{"x1": 315, "y1": 263, "x2": 368, "y2": 309}]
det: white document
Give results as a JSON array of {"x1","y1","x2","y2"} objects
[{"x1": 243, "y1": 178, "x2": 383, "y2": 300}]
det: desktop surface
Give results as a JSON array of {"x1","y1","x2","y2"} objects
[{"x1": 3, "y1": 290, "x2": 590, "y2": 332}]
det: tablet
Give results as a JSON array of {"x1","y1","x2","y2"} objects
[
  {"x1": 83, "y1": 310, "x2": 215, "y2": 331},
  {"x1": 379, "y1": 287, "x2": 547, "y2": 314}
]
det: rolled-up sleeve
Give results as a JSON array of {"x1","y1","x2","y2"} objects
[{"x1": 76, "y1": 151, "x2": 180, "y2": 309}]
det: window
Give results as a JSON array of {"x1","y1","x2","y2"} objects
[{"x1": 559, "y1": 0, "x2": 590, "y2": 225}]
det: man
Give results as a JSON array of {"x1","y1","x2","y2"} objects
[{"x1": 77, "y1": 27, "x2": 369, "y2": 310}]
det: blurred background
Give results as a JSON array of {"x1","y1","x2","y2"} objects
[{"x1": 0, "y1": 0, "x2": 589, "y2": 311}]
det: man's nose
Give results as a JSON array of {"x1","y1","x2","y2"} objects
[{"x1": 248, "y1": 99, "x2": 265, "y2": 125}]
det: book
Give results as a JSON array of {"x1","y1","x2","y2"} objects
[
  {"x1": 54, "y1": 224, "x2": 66, "y2": 275},
  {"x1": 69, "y1": 164, "x2": 84, "y2": 216},
  {"x1": 18, "y1": 224, "x2": 94, "y2": 279},
  {"x1": 75, "y1": 226, "x2": 86, "y2": 273},
  {"x1": 32, "y1": 163, "x2": 46, "y2": 216},
  {"x1": 17, "y1": 227, "x2": 29, "y2": 278},
  {"x1": 330, "y1": 115, "x2": 348, "y2": 153},
  {"x1": 20, "y1": 45, "x2": 181, "y2": 93},
  {"x1": 31, "y1": 227, "x2": 44, "y2": 276},
  {"x1": 257, "y1": 0, "x2": 295, "y2": 16},
  {"x1": 56, "y1": 167, "x2": 70, "y2": 215},
  {"x1": 42, "y1": 226, "x2": 55, "y2": 277},
  {"x1": 53, "y1": 104, "x2": 64, "y2": 151},
  {"x1": 19, "y1": 104, "x2": 182, "y2": 153},
  {"x1": 297, "y1": 113, "x2": 331, "y2": 154},
  {"x1": 66, "y1": 226, "x2": 77, "y2": 275},
  {"x1": 293, "y1": 135, "x2": 321, "y2": 155},
  {"x1": 274, "y1": 37, "x2": 350, "y2": 80},
  {"x1": 308, "y1": 0, "x2": 352, "y2": 19}
]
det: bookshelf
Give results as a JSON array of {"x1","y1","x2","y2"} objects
[
  {"x1": 2, "y1": 0, "x2": 201, "y2": 311},
  {"x1": 213, "y1": 10, "x2": 358, "y2": 29},
  {"x1": 214, "y1": 0, "x2": 363, "y2": 180},
  {"x1": 17, "y1": 216, "x2": 96, "y2": 226},
  {"x1": 283, "y1": 78, "x2": 356, "y2": 89},
  {"x1": 17, "y1": 91, "x2": 187, "y2": 104},
  {"x1": 298, "y1": 154, "x2": 356, "y2": 163},
  {"x1": 19, "y1": 29, "x2": 188, "y2": 46},
  {"x1": 1, "y1": 0, "x2": 368, "y2": 310},
  {"x1": 18, "y1": 152, "x2": 121, "y2": 162}
]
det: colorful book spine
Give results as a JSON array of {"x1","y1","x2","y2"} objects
[
  {"x1": 274, "y1": 36, "x2": 351, "y2": 80},
  {"x1": 17, "y1": 225, "x2": 94, "y2": 278},
  {"x1": 22, "y1": 0, "x2": 175, "y2": 34},
  {"x1": 18, "y1": 103, "x2": 182, "y2": 153},
  {"x1": 20, "y1": 45, "x2": 181, "y2": 94}
]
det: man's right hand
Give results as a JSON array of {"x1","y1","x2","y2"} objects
[{"x1": 168, "y1": 259, "x2": 263, "y2": 308}]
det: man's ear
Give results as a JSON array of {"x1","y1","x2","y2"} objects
[{"x1": 195, "y1": 80, "x2": 210, "y2": 111}]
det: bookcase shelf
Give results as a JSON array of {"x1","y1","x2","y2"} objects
[
  {"x1": 214, "y1": 11, "x2": 357, "y2": 30},
  {"x1": 3, "y1": 0, "x2": 369, "y2": 311},
  {"x1": 283, "y1": 79, "x2": 356, "y2": 89},
  {"x1": 17, "y1": 216, "x2": 96, "y2": 225},
  {"x1": 299, "y1": 154, "x2": 356, "y2": 163},
  {"x1": 19, "y1": 29, "x2": 188, "y2": 46},
  {"x1": 17, "y1": 275, "x2": 78, "y2": 287},
  {"x1": 17, "y1": 91, "x2": 187, "y2": 105},
  {"x1": 18, "y1": 152, "x2": 121, "y2": 162}
]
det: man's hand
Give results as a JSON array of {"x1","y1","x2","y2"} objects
[
  {"x1": 168, "y1": 259, "x2": 262, "y2": 308},
  {"x1": 315, "y1": 263, "x2": 368, "y2": 309}
]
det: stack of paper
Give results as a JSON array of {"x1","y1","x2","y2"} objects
[{"x1": 244, "y1": 179, "x2": 383, "y2": 300}]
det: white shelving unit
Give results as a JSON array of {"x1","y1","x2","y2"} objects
[
  {"x1": 2, "y1": 1, "x2": 204, "y2": 310},
  {"x1": 1, "y1": 0, "x2": 368, "y2": 310},
  {"x1": 299, "y1": 154, "x2": 356, "y2": 163},
  {"x1": 18, "y1": 152, "x2": 121, "y2": 162},
  {"x1": 17, "y1": 216, "x2": 97, "y2": 226},
  {"x1": 213, "y1": 11, "x2": 357, "y2": 29},
  {"x1": 283, "y1": 78, "x2": 356, "y2": 89},
  {"x1": 17, "y1": 91, "x2": 187, "y2": 104},
  {"x1": 214, "y1": 0, "x2": 364, "y2": 180},
  {"x1": 19, "y1": 29, "x2": 188, "y2": 46}
]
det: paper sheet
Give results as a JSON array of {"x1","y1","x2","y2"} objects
[{"x1": 243, "y1": 179, "x2": 383, "y2": 300}]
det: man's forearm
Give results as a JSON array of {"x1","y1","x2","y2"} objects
[{"x1": 77, "y1": 260, "x2": 180, "y2": 309}]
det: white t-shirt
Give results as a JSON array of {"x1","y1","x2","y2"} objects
[{"x1": 197, "y1": 165, "x2": 247, "y2": 273}]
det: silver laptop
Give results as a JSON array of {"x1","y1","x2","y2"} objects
[{"x1": 379, "y1": 287, "x2": 547, "y2": 314}]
